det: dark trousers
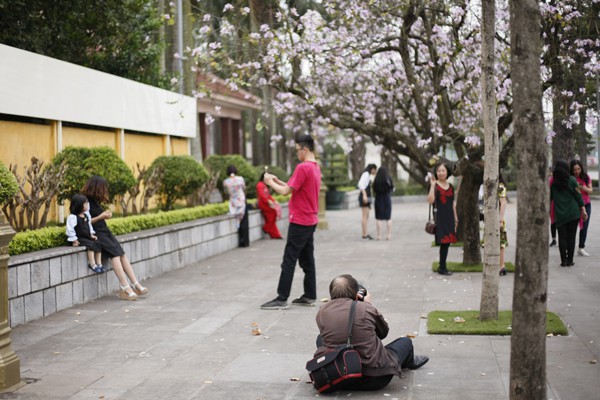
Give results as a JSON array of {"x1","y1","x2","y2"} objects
[
  {"x1": 315, "y1": 336, "x2": 414, "y2": 391},
  {"x1": 557, "y1": 218, "x2": 579, "y2": 264},
  {"x1": 579, "y1": 203, "x2": 591, "y2": 249},
  {"x1": 551, "y1": 223, "x2": 556, "y2": 239},
  {"x1": 276, "y1": 223, "x2": 317, "y2": 301},
  {"x1": 238, "y1": 204, "x2": 249, "y2": 247},
  {"x1": 439, "y1": 243, "x2": 450, "y2": 272}
]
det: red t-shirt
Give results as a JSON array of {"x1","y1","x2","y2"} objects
[{"x1": 287, "y1": 161, "x2": 321, "y2": 226}]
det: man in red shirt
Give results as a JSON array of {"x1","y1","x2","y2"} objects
[{"x1": 261, "y1": 134, "x2": 321, "y2": 310}]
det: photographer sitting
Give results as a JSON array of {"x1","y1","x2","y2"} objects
[{"x1": 315, "y1": 274, "x2": 429, "y2": 391}]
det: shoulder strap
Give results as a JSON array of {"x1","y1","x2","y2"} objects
[{"x1": 346, "y1": 301, "x2": 357, "y2": 346}]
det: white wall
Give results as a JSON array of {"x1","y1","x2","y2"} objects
[{"x1": 0, "y1": 44, "x2": 196, "y2": 138}]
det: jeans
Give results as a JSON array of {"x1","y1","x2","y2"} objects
[
  {"x1": 314, "y1": 336, "x2": 414, "y2": 391},
  {"x1": 579, "y1": 203, "x2": 591, "y2": 249},
  {"x1": 557, "y1": 218, "x2": 579, "y2": 264},
  {"x1": 276, "y1": 223, "x2": 317, "y2": 301}
]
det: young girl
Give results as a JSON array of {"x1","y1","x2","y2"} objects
[{"x1": 66, "y1": 194, "x2": 104, "y2": 273}]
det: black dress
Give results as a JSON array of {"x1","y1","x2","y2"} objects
[
  {"x1": 73, "y1": 214, "x2": 102, "y2": 253},
  {"x1": 88, "y1": 198, "x2": 125, "y2": 258},
  {"x1": 433, "y1": 184, "x2": 458, "y2": 245},
  {"x1": 373, "y1": 177, "x2": 393, "y2": 220}
]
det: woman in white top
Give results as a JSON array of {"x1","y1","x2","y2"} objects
[
  {"x1": 358, "y1": 164, "x2": 377, "y2": 239},
  {"x1": 223, "y1": 164, "x2": 249, "y2": 247}
]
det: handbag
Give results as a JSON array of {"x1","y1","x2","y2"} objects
[
  {"x1": 425, "y1": 201, "x2": 437, "y2": 235},
  {"x1": 306, "y1": 301, "x2": 362, "y2": 393}
]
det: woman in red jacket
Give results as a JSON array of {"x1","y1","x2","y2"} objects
[{"x1": 256, "y1": 171, "x2": 282, "y2": 239}]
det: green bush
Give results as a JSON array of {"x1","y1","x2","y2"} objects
[
  {"x1": 393, "y1": 181, "x2": 427, "y2": 196},
  {"x1": 9, "y1": 202, "x2": 230, "y2": 255},
  {"x1": 250, "y1": 165, "x2": 289, "y2": 199},
  {"x1": 52, "y1": 146, "x2": 136, "y2": 203},
  {"x1": 0, "y1": 161, "x2": 19, "y2": 204},
  {"x1": 203, "y1": 155, "x2": 257, "y2": 198},
  {"x1": 147, "y1": 155, "x2": 209, "y2": 210}
]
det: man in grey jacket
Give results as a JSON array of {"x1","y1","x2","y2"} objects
[{"x1": 315, "y1": 274, "x2": 429, "y2": 391}]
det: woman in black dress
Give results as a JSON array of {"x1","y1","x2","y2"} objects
[
  {"x1": 427, "y1": 162, "x2": 458, "y2": 276},
  {"x1": 82, "y1": 176, "x2": 148, "y2": 300},
  {"x1": 373, "y1": 166, "x2": 394, "y2": 240}
]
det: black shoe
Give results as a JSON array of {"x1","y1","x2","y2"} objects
[
  {"x1": 362, "y1": 235, "x2": 374, "y2": 240},
  {"x1": 549, "y1": 239, "x2": 557, "y2": 247},
  {"x1": 408, "y1": 355, "x2": 429, "y2": 370},
  {"x1": 566, "y1": 262, "x2": 575, "y2": 267},
  {"x1": 560, "y1": 262, "x2": 566, "y2": 267},
  {"x1": 499, "y1": 268, "x2": 507, "y2": 276},
  {"x1": 437, "y1": 269, "x2": 453, "y2": 276},
  {"x1": 291, "y1": 296, "x2": 316, "y2": 307},
  {"x1": 260, "y1": 298, "x2": 289, "y2": 310}
]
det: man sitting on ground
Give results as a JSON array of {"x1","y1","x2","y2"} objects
[{"x1": 314, "y1": 274, "x2": 429, "y2": 391}]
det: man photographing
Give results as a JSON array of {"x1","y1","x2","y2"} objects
[
  {"x1": 314, "y1": 274, "x2": 429, "y2": 391},
  {"x1": 260, "y1": 134, "x2": 321, "y2": 310}
]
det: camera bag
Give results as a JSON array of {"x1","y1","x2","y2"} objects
[{"x1": 306, "y1": 301, "x2": 362, "y2": 393}]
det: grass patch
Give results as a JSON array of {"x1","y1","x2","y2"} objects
[
  {"x1": 432, "y1": 261, "x2": 515, "y2": 273},
  {"x1": 431, "y1": 241, "x2": 463, "y2": 247},
  {"x1": 427, "y1": 310, "x2": 568, "y2": 336}
]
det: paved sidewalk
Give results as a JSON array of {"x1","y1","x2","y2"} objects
[{"x1": 4, "y1": 199, "x2": 599, "y2": 400}]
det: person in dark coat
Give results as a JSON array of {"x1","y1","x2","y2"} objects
[{"x1": 314, "y1": 274, "x2": 429, "y2": 392}]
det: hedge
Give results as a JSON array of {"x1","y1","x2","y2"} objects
[
  {"x1": 9, "y1": 202, "x2": 229, "y2": 256},
  {"x1": 8, "y1": 194, "x2": 292, "y2": 256}
]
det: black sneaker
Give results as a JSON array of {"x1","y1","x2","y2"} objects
[
  {"x1": 260, "y1": 298, "x2": 289, "y2": 310},
  {"x1": 549, "y1": 239, "x2": 557, "y2": 247},
  {"x1": 291, "y1": 296, "x2": 316, "y2": 307}
]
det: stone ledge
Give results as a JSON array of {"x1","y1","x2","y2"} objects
[{"x1": 8, "y1": 206, "x2": 289, "y2": 328}]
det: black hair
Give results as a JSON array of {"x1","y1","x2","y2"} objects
[
  {"x1": 373, "y1": 166, "x2": 392, "y2": 193},
  {"x1": 69, "y1": 194, "x2": 88, "y2": 215},
  {"x1": 259, "y1": 171, "x2": 266, "y2": 182},
  {"x1": 295, "y1": 134, "x2": 315, "y2": 152},
  {"x1": 570, "y1": 159, "x2": 589, "y2": 183},
  {"x1": 433, "y1": 162, "x2": 453, "y2": 179},
  {"x1": 329, "y1": 274, "x2": 360, "y2": 300},
  {"x1": 364, "y1": 163, "x2": 377, "y2": 173},
  {"x1": 552, "y1": 160, "x2": 571, "y2": 191},
  {"x1": 226, "y1": 165, "x2": 238, "y2": 176}
]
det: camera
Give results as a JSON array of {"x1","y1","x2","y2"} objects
[{"x1": 357, "y1": 284, "x2": 367, "y2": 300}]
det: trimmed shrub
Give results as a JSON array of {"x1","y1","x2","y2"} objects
[
  {"x1": 203, "y1": 155, "x2": 257, "y2": 198},
  {"x1": 147, "y1": 155, "x2": 209, "y2": 210},
  {"x1": 0, "y1": 161, "x2": 19, "y2": 204},
  {"x1": 52, "y1": 146, "x2": 136, "y2": 203},
  {"x1": 9, "y1": 202, "x2": 230, "y2": 255},
  {"x1": 250, "y1": 164, "x2": 289, "y2": 199}
]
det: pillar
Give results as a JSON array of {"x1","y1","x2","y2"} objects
[{"x1": 0, "y1": 214, "x2": 21, "y2": 392}]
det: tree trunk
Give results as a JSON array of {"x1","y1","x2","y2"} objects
[
  {"x1": 577, "y1": 108, "x2": 588, "y2": 169},
  {"x1": 509, "y1": 1, "x2": 549, "y2": 399},
  {"x1": 349, "y1": 135, "x2": 366, "y2": 182},
  {"x1": 551, "y1": 96, "x2": 575, "y2": 163},
  {"x1": 480, "y1": 0, "x2": 500, "y2": 321},
  {"x1": 456, "y1": 167, "x2": 483, "y2": 265}
]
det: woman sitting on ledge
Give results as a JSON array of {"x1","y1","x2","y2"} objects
[{"x1": 82, "y1": 175, "x2": 149, "y2": 301}]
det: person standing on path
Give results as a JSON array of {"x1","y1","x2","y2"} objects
[
  {"x1": 223, "y1": 165, "x2": 249, "y2": 247},
  {"x1": 427, "y1": 162, "x2": 458, "y2": 276},
  {"x1": 260, "y1": 135, "x2": 321, "y2": 310},
  {"x1": 570, "y1": 159, "x2": 592, "y2": 256},
  {"x1": 551, "y1": 160, "x2": 587, "y2": 267},
  {"x1": 256, "y1": 171, "x2": 283, "y2": 239},
  {"x1": 372, "y1": 166, "x2": 394, "y2": 240},
  {"x1": 358, "y1": 164, "x2": 377, "y2": 240}
]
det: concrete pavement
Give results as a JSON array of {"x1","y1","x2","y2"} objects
[{"x1": 4, "y1": 198, "x2": 599, "y2": 399}]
